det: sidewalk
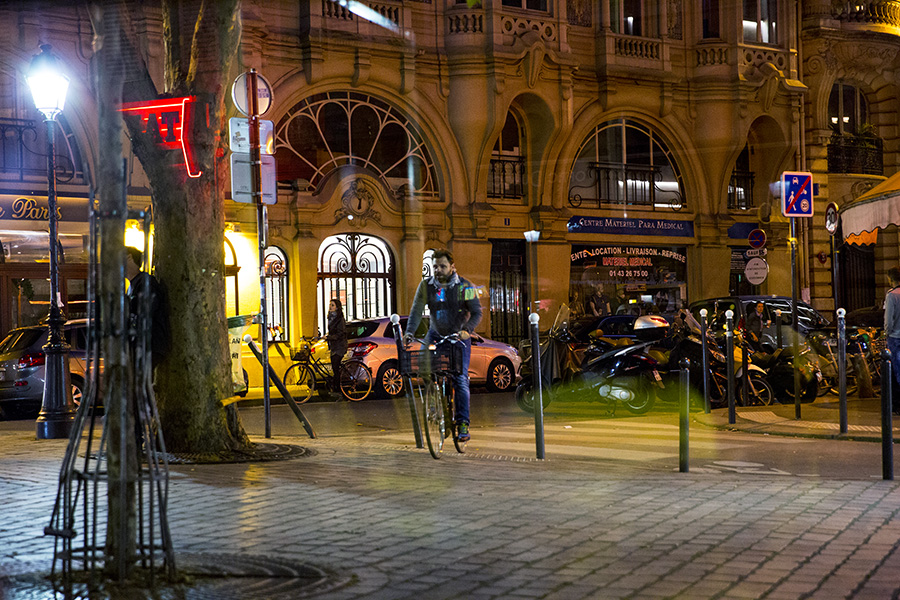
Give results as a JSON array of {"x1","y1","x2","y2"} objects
[{"x1": 693, "y1": 395, "x2": 899, "y2": 442}]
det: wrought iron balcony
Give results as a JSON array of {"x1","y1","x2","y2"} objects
[
  {"x1": 827, "y1": 133, "x2": 883, "y2": 176},
  {"x1": 487, "y1": 157, "x2": 525, "y2": 200},
  {"x1": 0, "y1": 117, "x2": 81, "y2": 185},
  {"x1": 728, "y1": 169, "x2": 755, "y2": 210},
  {"x1": 567, "y1": 162, "x2": 684, "y2": 210}
]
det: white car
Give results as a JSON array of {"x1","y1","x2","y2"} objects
[{"x1": 345, "y1": 316, "x2": 521, "y2": 398}]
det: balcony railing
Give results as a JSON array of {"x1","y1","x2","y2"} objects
[
  {"x1": 487, "y1": 157, "x2": 525, "y2": 200},
  {"x1": 833, "y1": 1, "x2": 900, "y2": 27},
  {"x1": 827, "y1": 134, "x2": 884, "y2": 176},
  {"x1": 567, "y1": 162, "x2": 684, "y2": 210},
  {"x1": 728, "y1": 169, "x2": 755, "y2": 210},
  {"x1": 0, "y1": 118, "x2": 82, "y2": 185}
]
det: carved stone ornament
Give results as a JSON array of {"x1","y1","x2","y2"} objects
[{"x1": 334, "y1": 178, "x2": 382, "y2": 227}]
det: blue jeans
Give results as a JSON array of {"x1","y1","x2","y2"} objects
[
  {"x1": 427, "y1": 331, "x2": 471, "y2": 424},
  {"x1": 889, "y1": 337, "x2": 900, "y2": 411}
]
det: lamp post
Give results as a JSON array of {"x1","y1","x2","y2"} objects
[
  {"x1": 524, "y1": 230, "x2": 540, "y2": 314},
  {"x1": 27, "y1": 44, "x2": 74, "y2": 439}
]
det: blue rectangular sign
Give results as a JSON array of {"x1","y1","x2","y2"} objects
[
  {"x1": 782, "y1": 171, "x2": 814, "y2": 217},
  {"x1": 568, "y1": 216, "x2": 694, "y2": 237}
]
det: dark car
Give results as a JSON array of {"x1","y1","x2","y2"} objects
[
  {"x1": 689, "y1": 295, "x2": 830, "y2": 349},
  {"x1": 569, "y1": 314, "x2": 642, "y2": 345},
  {"x1": 0, "y1": 320, "x2": 89, "y2": 417},
  {"x1": 846, "y1": 305, "x2": 883, "y2": 329}
]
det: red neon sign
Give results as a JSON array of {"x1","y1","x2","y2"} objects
[{"x1": 119, "y1": 96, "x2": 202, "y2": 178}]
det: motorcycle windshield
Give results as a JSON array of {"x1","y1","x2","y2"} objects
[{"x1": 550, "y1": 304, "x2": 571, "y2": 335}]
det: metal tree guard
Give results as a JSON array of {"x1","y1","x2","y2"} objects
[{"x1": 44, "y1": 206, "x2": 175, "y2": 589}]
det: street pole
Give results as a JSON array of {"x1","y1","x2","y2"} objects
[
  {"x1": 247, "y1": 69, "x2": 271, "y2": 438},
  {"x1": 791, "y1": 217, "x2": 801, "y2": 419}
]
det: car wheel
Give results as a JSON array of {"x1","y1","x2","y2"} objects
[
  {"x1": 71, "y1": 375, "x2": 85, "y2": 408},
  {"x1": 376, "y1": 360, "x2": 404, "y2": 398},
  {"x1": 486, "y1": 358, "x2": 514, "y2": 393}
]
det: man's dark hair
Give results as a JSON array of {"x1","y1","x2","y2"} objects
[
  {"x1": 432, "y1": 248, "x2": 454, "y2": 264},
  {"x1": 889, "y1": 266, "x2": 900, "y2": 285},
  {"x1": 126, "y1": 246, "x2": 143, "y2": 268}
]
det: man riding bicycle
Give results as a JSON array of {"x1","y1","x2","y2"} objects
[{"x1": 405, "y1": 248, "x2": 482, "y2": 442}]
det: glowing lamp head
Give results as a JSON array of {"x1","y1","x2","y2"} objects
[{"x1": 27, "y1": 45, "x2": 69, "y2": 121}]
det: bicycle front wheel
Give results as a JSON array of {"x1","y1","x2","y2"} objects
[
  {"x1": 340, "y1": 360, "x2": 373, "y2": 401},
  {"x1": 423, "y1": 381, "x2": 445, "y2": 459},
  {"x1": 283, "y1": 363, "x2": 316, "y2": 404}
]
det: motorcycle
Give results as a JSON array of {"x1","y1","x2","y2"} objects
[
  {"x1": 749, "y1": 343, "x2": 821, "y2": 403},
  {"x1": 515, "y1": 308, "x2": 667, "y2": 415}
]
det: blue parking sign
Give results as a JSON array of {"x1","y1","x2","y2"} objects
[{"x1": 782, "y1": 171, "x2": 814, "y2": 217}]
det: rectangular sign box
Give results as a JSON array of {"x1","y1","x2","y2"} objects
[
  {"x1": 230, "y1": 153, "x2": 277, "y2": 204},
  {"x1": 229, "y1": 118, "x2": 274, "y2": 154}
]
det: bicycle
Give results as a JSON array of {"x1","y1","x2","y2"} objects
[
  {"x1": 283, "y1": 336, "x2": 373, "y2": 403},
  {"x1": 400, "y1": 333, "x2": 467, "y2": 459}
]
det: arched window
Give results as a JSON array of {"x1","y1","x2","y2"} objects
[
  {"x1": 829, "y1": 82, "x2": 869, "y2": 136},
  {"x1": 264, "y1": 246, "x2": 288, "y2": 342},
  {"x1": 728, "y1": 144, "x2": 755, "y2": 210},
  {"x1": 274, "y1": 92, "x2": 438, "y2": 199},
  {"x1": 317, "y1": 234, "x2": 395, "y2": 332},
  {"x1": 488, "y1": 112, "x2": 525, "y2": 201},
  {"x1": 567, "y1": 118, "x2": 684, "y2": 211}
]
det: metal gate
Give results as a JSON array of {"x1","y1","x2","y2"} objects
[
  {"x1": 489, "y1": 239, "x2": 527, "y2": 345},
  {"x1": 318, "y1": 233, "x2": 395, "y2": 331},
  {"x1": 838, "y1": 238, "x2": 875, "y2": 312}
]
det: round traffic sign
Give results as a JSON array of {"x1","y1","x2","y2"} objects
[
  {"x1": 825, "y1": 202, "x2": 839, "y2": 235},
  {"x1": 232, "y1": 71, "x2": 274, "y2": 117},
  {"x1": 744, "y1": 257, "x2": 769, "y2": 285},
  {"x1": 748, "y1": 228, "x2": 767, "y2": 249}
]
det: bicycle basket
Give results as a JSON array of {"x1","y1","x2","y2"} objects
[
  {"x1": 292, "y1": 342, "x2": 311, "y2": 362},
  {"x1": 399, "y1": 342, "x2": 464, "y2": 376}
]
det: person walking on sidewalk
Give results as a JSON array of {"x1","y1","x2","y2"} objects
[
  {"x1": 326, "y1": 298, "x2": 348, "y2": 394},
  {"x1": 405, "y1": 248, "x2": 482, "y2": 442},
  {"x1": 884, "y1": 266, "x2": 900, "y2": 414}
]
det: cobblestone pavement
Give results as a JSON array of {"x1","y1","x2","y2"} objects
[{"x1": 3, "y1": 415, "x2": 900, "y2": 599}]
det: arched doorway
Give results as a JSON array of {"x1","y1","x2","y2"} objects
[{"x1": 317, "y1": 233, "x2": 395, "y2": 331}]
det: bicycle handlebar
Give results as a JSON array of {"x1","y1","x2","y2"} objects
[{"x1": 403, "y1": 332, "x2": 462, "y2": 349}]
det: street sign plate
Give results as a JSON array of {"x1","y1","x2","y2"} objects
[
  {"x1": 825, "y1": 202, "x2": 839, "y2": 235},
  {"x1": 230, "y1": 153, "x2": 277, "y2": 204},
  {"x1": 229, "y1": 118, "x2": 274, "y2": 154},
  {"x1": 782, "y1": 171, "x2": 814, "y2": 218},
  {"x1": 232, "y1": 71, "x2": 274, "y2": 117},
  {"x1": 748, "y1": 228, "x2": 766, "y2": 249},
  {"x1": 744, "y1": 257, "x2": 768, "y2": 285}
]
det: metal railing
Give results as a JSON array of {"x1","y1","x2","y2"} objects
[
  {"x1": 487, "y1": 157, "x2": 525, "y2": 200},
  {"x1": 728, "y1": 169, "x2": 755, "y2": 210},
  {"x1": 828, "y1": 134, "x2": 883, "y2": 176}
]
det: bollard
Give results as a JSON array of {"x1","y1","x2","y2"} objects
[
  {"x1": 390, "y1": 314, "x2": 423, "y2": 449},
  {"x1": 726, "y1": 310, "x2": 736, "y2": 424},
  {"x1": 529, "y1": 313, "x2": 545, "y2": 460},
  {"x1": 741, "y1": 334, "x2": 749, "y2": 408},
  {"x1": 775, "y1": 309, "x2": 783, "y2": 349},
  {"x1": 679, "y1": 357, "x2": 690, "y2": 473},
  {"x1": 882, "y1": 349, "x2": 894, "y2": 481},
  {"x1": 837, "y1": 308, "x2": 847, "y2": 435},
  {"x1": 700, "y1": 309, "x2": 710, "y2": 414}
]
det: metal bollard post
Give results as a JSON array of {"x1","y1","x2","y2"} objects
[
  {"x1": 700, "y1": 309, "x2": 710, "y2": 414},
  {"x1": 741, "y1": 334, "x2": 749, "y2": 408},
  {"x1": 391, "y1": 314, "x2": 423, "y2": 449},
  {"x1": 775, "y1": 309, "x2": 783, "y2": 349},
  {"x1": 881, "y1": 349, "x2": 893, "y2": 481},
  {"x1": 679, "y1": 358, "x2": 690, "y2": 473},
  {"x1": 837, "y1": 308, "x2": 847, "y2": 435},
  {"x1": 726, "y1": 310, "x2": 736, "y2": 424},
  {"x1": 529, "y1": 313, "x2": 545, "y2": 460}
]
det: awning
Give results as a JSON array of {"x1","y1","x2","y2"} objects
[{"x1": 840, "y1": 171, "x2": 900, "y2": 238}]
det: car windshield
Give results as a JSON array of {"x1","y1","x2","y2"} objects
[{"x1": 0, "y1": 328, "x2": 43, "y2": 354}]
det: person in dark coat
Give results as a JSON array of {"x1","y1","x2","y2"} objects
[
  {"x1": 326, "y1": 298, "x2": 348, "y2": 393},
  {"x1": 126, "y1": 247, "x2": 171, "y2": 369}
]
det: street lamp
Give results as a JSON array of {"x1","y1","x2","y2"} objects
[
  {"x1": 524, "y1": 230, "x2": 540, "y2": 313},
  {"x1": 27, "y1": 44, "x2": 74, "y2": 439}
]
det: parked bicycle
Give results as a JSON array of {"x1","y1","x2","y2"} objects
[
  {"x1": 283, "y1": 336, "x2": 373, "y2": 402},
  {"x1": 400, "y1": 332, "x2": 467, "y2": 459}
]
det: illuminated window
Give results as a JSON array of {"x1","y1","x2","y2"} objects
[
  {"x1": 264, "y1": 246, "x2": 288, "y2": 342},
  {"x1": 743, "y1": 0, "x2": 778, "y2": 44},
  {"x1": 828, "y1": 82, "x2": 869, "y2": 136}
]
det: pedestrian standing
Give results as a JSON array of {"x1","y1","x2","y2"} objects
[
  {"x1": 884, "y1": 267, "x2": 900, "y2": 414},
  {"x1": 126, "y1": 247, "x2": 171, "y2": 369},
  {"x1": 326, "y1": 298, "x2": 347, "y2": 393}
]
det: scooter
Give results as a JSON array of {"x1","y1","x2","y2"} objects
[{"x1": 750, "y1": 344, "x2": 821, "y2": 403}]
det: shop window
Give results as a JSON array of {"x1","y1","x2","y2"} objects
[
  {"x1": 264, "y1": 246, "x2": 288, "y2": 343},
  {"x1": 317, "y1": 233, "x2": 395, "y2": 333},
  {"x1": 728, "y1": 145, "x2": 755, "y2": 210},
  {"x1": 567, "y1": 118, "x2": 684, "y2": 211},
  {"x1": 224, "y1": 236, "x2": 240, "y2": 317},
  {"x1": 743, "y1": 0, "x2": 778, "y2": 44},
  {"x1": 274, "y1": 92, "x2": 438, "y2": 199},
  {"x1": 488, "y1": 112, "x2": 526, "y2": 201}
]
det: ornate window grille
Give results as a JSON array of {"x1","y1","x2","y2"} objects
[
  {"x1": 317, "y1": 234, "x2": 395, "y2": 333},
  {"x1": 264, "y1": 246, "x2": 288, "y2": 342}
]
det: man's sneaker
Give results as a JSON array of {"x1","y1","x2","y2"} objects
[{"x1": 457, "y1": 421, "x2": 470, "y2": 442}]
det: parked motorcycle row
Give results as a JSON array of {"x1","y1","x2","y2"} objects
[{"x1": 515, "y1": 305, "x2": 883, "y2": 415}]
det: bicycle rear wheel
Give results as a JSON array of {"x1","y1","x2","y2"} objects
[
  {"x1": 340, "y1": 359, "x2": 373, "y2": 401},
  {"x1": 283, "y1": 363, "x2": 316, "y2": 403},
  {"x1": 444, "y1": 380, "x2": 466, "y2": 454},
  {"x1": 422, "y1": 381, "x2": 445, "y2": 459}
]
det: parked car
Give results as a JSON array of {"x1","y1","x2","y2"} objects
[
  {"x1": 689, "y1": 295, "x2": 830, "y2": 349},
  {"x1": 345, "y1": 316, "x2": 521, "y2": 397},
  {"x1": 0, "y1": 319, "x2": 89, "y2": 417},
  {"x1": 846, "y1": 304, "x2": 884, "y2": 329}
]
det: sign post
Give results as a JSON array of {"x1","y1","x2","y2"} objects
[
  {"x1": 825, "y1": 202, "x2": 840, "y2": 322},
  {"x1": 782, "y1": 171, "x2": 815, "y2": 419}
]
